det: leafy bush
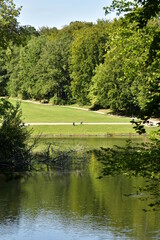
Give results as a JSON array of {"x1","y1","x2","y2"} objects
[
  {"x1": 49, "y1": 95, "x2": 66, "y2": 105},
  {"x1": 0, "y1": 99, "x2": 34, "y2": 170}
]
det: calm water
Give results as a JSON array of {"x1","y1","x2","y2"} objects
[{"x1": 0, "y1": 137, "x2": 160, "y2": 240}]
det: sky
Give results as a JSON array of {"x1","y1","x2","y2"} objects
[{"x1": 13, "y1": 0, "x2": 115, "y2": 29}]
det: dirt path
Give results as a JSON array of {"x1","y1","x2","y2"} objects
[{"x1": 25, "y1": 122, "x2": 132, "y2": 126}]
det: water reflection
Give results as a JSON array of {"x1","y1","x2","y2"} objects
[
  {"x1": 0, "y1": 137, "x2": 159, "y2": 239},
  {"x1": 0, "y1": 169, "x2": 160, "y2": 240},
  {"x1": 36, "y1": 136, "x2": 143, "y2": 152}
]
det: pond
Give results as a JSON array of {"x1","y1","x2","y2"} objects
[{"x1": 0, "y1": 137, "x2": 160, "y2": 240}]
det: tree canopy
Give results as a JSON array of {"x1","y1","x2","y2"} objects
[
  {"x1": 0, "y1": 0, "x2": 21, "y2": 48},
  {"x1": 70, "y1": 21, "x2": 108, "y2": 104},
  {"x1": 104, "y1": 0, "x2": 160, "y2": 28}
]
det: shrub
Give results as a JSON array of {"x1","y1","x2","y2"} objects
[{"x1": 0, "y1": 99, "x2": 34, "y2": 170}]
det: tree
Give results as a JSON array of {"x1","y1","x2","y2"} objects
[
  {"x1": 0, "y1": 0, "x2": 35, "y2": 169},
  {"x1": 9, "y1": 29, "x2": 73, "y2": 102},
  {"x1": 90, "y1": 18, "x2": 160, "y2": 117},
  {"x1": 70, "y1": 21, "x2": 109, "y2": 105},
  {"x1": 0, "y1": 48, "x2": 8, "y2": 96},
  {"x1": 104, "y1": 0, "x2": 160, "y2": 28},
  {"x1": 0, "y1": 0, "x2": 21, "y2": 96},
  {"x1": 16, "y1": 35, "x2": 46, "y2": 99},
  {"x1": 17, "y1": 25, "x2": 39, "y2": 45},
  {"x1": 39, "y1": 26, "x2": 58, "y2": 41},
  {"x1": 0, "y1": 0, "x2": 21, "y2": 48},
  {"x1": 34, "y1": 33, "x2": 73, "y2": 103},
  {"x1": 91, "y1": 1, "x2": 160, "y2": 120},
  {"x1": 7, "y1": 21, "x2": 92, "y2": 103},
  {"x1": 0, "y1": 99, "x2": 32, "y2": 169},
  {"x1": 90, "y1": 20, "x2": 135, "y2": 113},
  {"x1": 6, "y1": 45, "x2": 22, "y2": 96}
]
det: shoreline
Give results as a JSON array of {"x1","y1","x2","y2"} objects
[{"x1": 30, "y1": 133, "x2": 146, "y2": 138}]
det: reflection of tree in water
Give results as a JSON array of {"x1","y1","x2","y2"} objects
[
  {"x1": 93, "y1": 137, "x2": 160, "y2": 211},
  {"x1": 0, "y1": 146, "x2": 160, "y2": 239},
  {"x1": 0, "y1": 174, "x2": 23, "y2": 224},
  {"x1": 35, "y1": 143, "x2": 90, "y2": 171}
]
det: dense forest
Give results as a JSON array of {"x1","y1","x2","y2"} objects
[{"x1": 0, "y1": 0, "x2": 159, "y2": 119}]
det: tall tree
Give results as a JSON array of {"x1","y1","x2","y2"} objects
[
  {"x1": 104, "y1": 0, "x2": 160, "y2": 28},
  {"x1": 0, "y1": 0, "x2": 21, "y2": 48},
  {"x1": 102, "y1": 0, "x2": 160, "y2": 128},
  {"x1": 70, "y1": 21, "x2": 109, "y2": 105},
  {"x1": 91, "y1": 18, "x2": 160, "y2": 117},
  {"x1": 0, "y1": 0, "x2": 21, "y2": 96},
  {"x1": 0, "y1": 0, "x2": 34, "y2": 169}
]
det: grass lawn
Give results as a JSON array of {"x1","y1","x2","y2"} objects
[
  {"x1": 9, "y1": 98, "x2": 158, "y2": 136},
  {"x1": 9, "y1": 99, "x2": 130, "y2": 123},
  {"x1": 29, "y1": 125, "x2": 157, "y2": 137}
]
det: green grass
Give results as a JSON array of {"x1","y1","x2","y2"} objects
[
  {"x1": 29, "y1": 125, "x2": 157, "y2": 137},
  {"x1": 9, "y1": 98, "x2": 158, "y2": 136},
  {"x1": 9, "y1": 99, "x2": 130, "y2": 123}
]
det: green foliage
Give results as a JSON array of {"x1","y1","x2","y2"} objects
[
  {"x1": 17, "y1": 36, "x2": 48, "y2": 99},
  {"x1": 49, "y1": 96, "x2": 66, "y2": 105},
  {"x1": 94, "y1": 134, "x2": 160, "y2": 209},
  {"x1": 7, "y1": 21, "x2": 97, "y2": 103},
  {"x1": 0, "y1": 48, "x2": 8, "y2": 96},
  {"x1": 0, "y1": 1, "x2": 38, "y2": 97},
  {"x1": 90, "y1": 18, "x2": 160, "y2": 118},
  {"x1": 0, "y1": 0, "x2": 21, "y2": 48},
  {"x1": 40, "y1": 33, "x2": 72, "y2": 102},
  {"x1": 0, "y1": 1, "x2": 36, "y2": 171},
  {"x1": 6, "y1": 45, "x2": 22, "y2": 96},
  {"x1": 70, "y1": 21, "x2": 109, "y2": 105},
  {"x1": 0, "y1": 99, "x2": 34, "y2": 170},
  {"x1": 94, "y1": 139, "x2": 160, "y2": 177},
  {"x1": 90, "y1": 20, "x2": 138, "y2": 113},
  {"x1": 104, "y1": 0, "x2": 160, "y2": 28},
  {"x1": 0, "y1": 0, "x2": 20, "y2": 96}
]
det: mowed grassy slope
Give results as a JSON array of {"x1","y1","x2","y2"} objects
[
  {"x1": 29, "y1": 125, "x2": 135, "y2": 136},
  {"x1": 9, "y1": 99, "x2": 131, "y2": 123},
  {"x1": 9, "y1": 99, "x2": 157, "y2": 136}
]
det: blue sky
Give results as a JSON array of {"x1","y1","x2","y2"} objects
[{"x1": 14, "y1": 0, "x2": 114, "y2": 29}]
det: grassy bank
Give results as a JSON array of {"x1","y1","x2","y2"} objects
[{"x1": 29, "y1": 125, "x2": 157, "y2": 137}]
